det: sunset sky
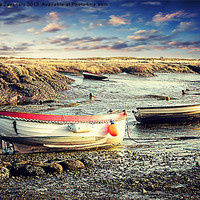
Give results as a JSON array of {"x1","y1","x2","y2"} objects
[{"x1": 0, "y1": 0, "x2": 200, "y2": 59}]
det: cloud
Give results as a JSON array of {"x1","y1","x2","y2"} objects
[
  {"x1": 167, "y1": 40, "x2": 200, "y2": 53},
  {"x1": 0, "y1": 45, "x2": 12, "y2": 51},
  {"x1": 168, "y1": 41, "x2": 200, "y2": 48},
  {"x1": 172, "y1": 21, "x2": 196, "y2": 33},
  {"x1": 49, "y1": 36, "x2": 70, "y2": 44},
  {"x1": 3, "y1": 14, "x2": 41, "y2": 24},
  {"x1": 87, "y1": 22, "x2": 103, "y2": 30},
  {"x1": 48, "y1": 12, "x2": 59, "y2": 20},
  {"x1": 14, "y1": 42, "x2": 33, "y2": 51},
  {"x1": 121, "y1": 2, "x2": 135, "y2": 7},
  {"x1": 44, "y1": 35, "x2": 129, "y2": 51},
  {"x1": 128, "y1": 36, "x2": 148, "y2": 41},
  {"x1": 127, "y1": 29, "x2": 167, "y2": 42},
  {"x1": 59, "y1": 38, "x2": 200, "y2": 53},
  {"x1": 0, "y1": 42, "x2": 33, "y2": 52},
  {"x1": 134, "y1": 30, "x2": 148, "y2": 34},
  {"x1": 41, "y1": 23, "x2": 65, "y2": 32},
  {"x1": 62, "y1": 42, "x2": 130, "y2": 51},
  {"x1": 27, "y1": 28, "x2": 35, "y2": 32},
  {"x1": 82, "y1": 6, "x2": 106, "y2": 13},
  {"x1": 153, "y1": 10, "x2": 186, "y2": 22},
  {"x1": 0, "y1": 6, "x2": 25, "y2": 16},
  {"x1": 108, "y1": 15, "x2": 130, "y2": 26},
  {"x1": 35, "y1": 23, "x2": 66, "y2": 34},
  {"x1": 0, "y1": 5, "x2": 41, "y2": 25},
  {"x1": 110, "y1": 41, "x2": 129, "y2": 49},
  {"x1": 83, "y1": 15, "x2": 130, "y2": 30},
  {"x1": 142, "y1": 1, "x2": 161, "y2": 5},
  {"x1": 0, "y1": 33, "x2": 10, "y2": 37},
  {"x1": 47, "y1": 36, "x2": 118, "y2": 46},
  {"x1": 134, "y1": 29, "x2": 157, "y2": 35}
]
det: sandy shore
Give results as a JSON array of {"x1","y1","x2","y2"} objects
[{"x1": 0, "y1": 144, "x2": 199, "y2": 200}]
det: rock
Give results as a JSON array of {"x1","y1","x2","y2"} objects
[
  {"x1": 0, "y1": 166, "x2": 10, "y2": 180},
  {"x1": 80, "y1": 157, "x2": 94, "y2": 168},
  {"x1": 24, "y1": 165, "x2": 46, "y2": 176},
  {"x1": 10, "y1": 164, "x2": 46, "y2": 176},
  {"x1": 61, "y1": 160, "x2": 86, "y2": 170},
  {"x1": 44, "y1": 163, "x2": 63, "y2": 174},
  {"x1": 0, "y1": 161, "x2": 12, "y2": 169}
]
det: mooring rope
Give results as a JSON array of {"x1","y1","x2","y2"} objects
[
  {"x1": 125, "y1": 115, "x2": 200, "y2": 143},
  {"x1": 125, "y1": 113, "x2": 144, "y2": 143}
]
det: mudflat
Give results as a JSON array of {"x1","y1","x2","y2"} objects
[{"x1": 0, "y1": 145, "x2": 199, "y2": 199}]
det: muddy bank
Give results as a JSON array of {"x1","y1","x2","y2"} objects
[
  {"x1": 0, "y1": 63, "x2": 74, "y2": 106},
  {"x1": 0, "y1": 146, "x2": 199, "y2": 199},
  {"x1": 0, "y1": 56, "x2": 199, "y2": 106}
]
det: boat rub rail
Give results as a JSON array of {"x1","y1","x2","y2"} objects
[{"x1": 0, "y1": 110, "x2": 127, "y2": 124}]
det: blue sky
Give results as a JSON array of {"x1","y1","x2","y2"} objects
[{"x1": 0, "y1": 0, "x2": 200, "y2": 58}]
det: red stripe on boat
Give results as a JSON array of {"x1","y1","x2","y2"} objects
[{"x1": 0, "y1": 111, "x2": 126, "y2": 122}]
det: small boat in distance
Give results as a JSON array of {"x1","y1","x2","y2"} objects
[
  {"x1": 83, "y1": 72, "x2": 109, "y2": 80},
  {"x1": 133, "y1": 104, "x2": 200, "y2": 124},
  {"x1": 0, "y1": 110, "x2": 126, "y2": 154}
]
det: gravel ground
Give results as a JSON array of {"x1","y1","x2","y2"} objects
[{"x1": 0, "y1": 144, "x2": 199, "y2": 200}]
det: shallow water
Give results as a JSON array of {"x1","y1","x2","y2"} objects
[
  {"x1": 53, "y1": 72, "x2": 200, "y2": 154},
  {"x1": 3, "y1": 73, "x2": 200, "y2": 154}
]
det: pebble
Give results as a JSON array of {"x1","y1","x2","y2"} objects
[
  {"x1": 0, "y1": 148, "x2": 199, "y2": 199},
  {"x1": 0, "y1": 166, "x2": 10, "y2": 180},
  {"x1": 61, "y1": 160, "x2": 86, "y2": 170}
]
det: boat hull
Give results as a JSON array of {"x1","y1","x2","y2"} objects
[
  {"x1": 0, "y1": 111, "x2": 126, "y2": 154},
  {"x1": 83, "y1": 72, "x2": 108, "y2": 80},
  {"x1": 133, "y1": 104, "x2": 200, "y2": 124}
]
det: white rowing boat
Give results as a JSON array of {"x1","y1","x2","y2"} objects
[
  {"x1": 133, "y1": 104, "x2": 200, "y2": 124},
  {"x1": 0, "y1": 110, "x2": 127, "y2": 154}
]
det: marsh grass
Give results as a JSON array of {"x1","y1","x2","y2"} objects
[{"x1": 0, "y1": 57, "x2": 199, "y2": 77}]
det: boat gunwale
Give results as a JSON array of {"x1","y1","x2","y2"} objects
[
  {"x1": 0, "y1": 110, "x2": 126, "y2": 123},
  {"x1": 136, "y1": 104, "x2": 200, "y2": 110},
  {"x1": 83, "y1": 72, "x2": 108, "y2": 77}
]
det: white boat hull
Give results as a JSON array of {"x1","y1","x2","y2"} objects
[
  {"x1": 133, "y1": 104, "x2": 200, "y2": 124},
  {"x1": 0, "y1": 111, "x2": 126, "y2": 153}
]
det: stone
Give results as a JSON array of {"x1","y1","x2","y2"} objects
[
  {"x1": 10, "y1": 164, "x2": 46, "y2": 176},
  {"x1": 80, "y1": 157, "x2": 94, "y2": 168},
  {"x1": 45, "y1": 163, "x2": 63, "y2": 174},
  {"x1": 61, "y1": 160, "x2": 86, "y2": 170},
  {"x1": 0, "y1": 166, "x2": 10, "y2": 180}
]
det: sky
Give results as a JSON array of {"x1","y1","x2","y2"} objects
[{"x1": 0, "y1": 0, "x2": 200, "y2": 59}]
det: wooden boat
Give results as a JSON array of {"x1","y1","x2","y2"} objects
[
  {"x1": 83, "y1": 72, "x2": 109, "y2": 80},
  {"x1": 0, "y1": 110, "x2": 127, "y2": 154},
  {"x1": 133, "y1": 104, "x2": 200, "y2": 124}
]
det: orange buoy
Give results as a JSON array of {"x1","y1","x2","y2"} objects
[{"x1": 108, "y1": 121, "x2": 119, "y2": 137}]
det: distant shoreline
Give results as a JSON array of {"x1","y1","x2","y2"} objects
[{"x1": 0, "y1": 57, "x2": 200, "y2": 106}]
